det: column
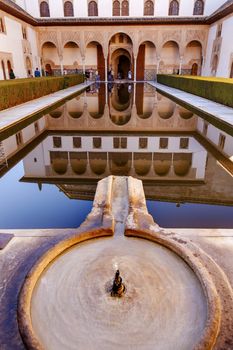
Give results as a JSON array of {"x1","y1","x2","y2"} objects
[
  {"x1": 59, "y1": 56, "x2": 64, "y2": 76},
  {"x1": 179, "y1": 56, "x2": 183, "y2": 75},
  {"x1": 134, "y1": 56, "x2": 137, "y2": 82},
  {"x1": 156, "y1": 58, "x2": 161, "y2": 75},
  {"x1": 105, "y1": 57, "x2": 108, "y2": 82},
  {"x1": 82, "y1": 57, "x2": 85, "y2": 75}
]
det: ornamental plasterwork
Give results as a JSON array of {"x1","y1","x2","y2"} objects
[
  {"x1": 61, "y1": 31, "x2": 81, "y2": 47},
  {"x1": 162, "y1": 30, "x2": 181, "y2": 45},
  {"x1": 84, "y1": 31, "x2": 104, "y2": 46},
  {"x1": 39, "y1": 31, "x2": 59, "y2": 49},
  {"x1": 185, "y1": 30, "x2": 206, "y2": 46},
  {"x1": 138, "y1": 31, "x2": 158, "y2": 47}
]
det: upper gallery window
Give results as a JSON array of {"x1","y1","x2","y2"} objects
[
  {"x1": 40, "y1": 1, "x2": 50, "y2": 17},
  {"x1": 144, "y1": 0, "x2": 154, "y2": 16},
  {"x1": 64, "y1": 1, "x2": 74, "y2": 17},
  {"x1": 113, "y1": 0, "x2": 129, "y2": 16},
  {"x1": 122, "y1": 0, "x2": 129, "y2": 16},
  {"x1": 113, "y1": 0, "x2": 120, "y2": 16},
  {"x1": 193, "y1": 0, "x2": 204, "y2": 15},
  {"x1": 88, "y1": 1, "x2": 98, "y2": 16},
  {"x1": 168, "y1": 0, "x2": 179, "y2": 16}
]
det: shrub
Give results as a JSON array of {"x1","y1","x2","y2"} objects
[
  {"x1": 0, "y1": 75, "x2": 84, "y2": 111},
  {"x1": 157, "y1": 75, "x2": 233, "y2": 108}
]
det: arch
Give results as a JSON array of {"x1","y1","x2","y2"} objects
[
  {"x1": 158, "y1": 95, "x2": 176, "y2": 119},
  {"x1": 70, "y1": 152, "x2": 87, "y2": 175},
  {"x1": 64, "y1": 1, "x2": 74, "y2": 16},
  {"x1": 168, "y1": 0, "x2": 179, "y2": 15},
  {"x1": 113, "y1": 0, "x2": 120, "y2": 16},
  {"x1": 173, "y1": 153, "x2": 192, "y2": 176},
  {"x1": 50, "y1": 152, "x2": 68, "y2": 175},
  {"x1": 42, "y1": 42, "x2": 59, "y2": 74},
  {"x1": 108, "y1": 31, "x2": 133, "y2": 45},
  {"x1": 111, "y1": 47, "x2": 132, "y2": 79},
  {"x1": 63, "y1": 41, "x2": 81, "y2": 73},
  {"x1": 67, "y1": 98, "x2": 83, "y2": 118},
  {"x1": 137, "y1": 40, "x2": 156, "y2": 81},
  {"x1": 86, "y1": 41, "x2": 105, "y2": 80},
  {"x1": 153, "y1": 153, "x2": 172, "y2": 176},
  {"x1": 122, "y1": 0, "x2": 129, "y2": 16},
  {"x1": 49, "y1": 106, "x2": 64, "y2": 118},
  {"x1": 1, "y1": 60, "x2": 6, "y2": 80},
  {"x1": 161, "y1": 41, "x2": 180, "y2": 74},
  {"x1": 88, "y1": 1, "x2": 98, "y2": 16},
  {"x1": 109, "y1": 152, "x2": 132, "y2": 175},
  {"x1": 193, "y1": 0, "x2": 204, "y2": 15},
  {"x1": 40, "y1": 1, "x2": 50, "y2": 17},
  {"x1": 144, "y1": 0, "x2": 154, "y2": 16},
  {"x1": 110, "y1": 113, "x2": 131, "y2": 125},
  {"x1": 89, "y1": 152, "x2": 107, "y2": 175},
  {"x1": 134, "y1": 153, "x2": 152, "y2": 176},
  {"x1": 178, "y1": 106, "x2": 193, "y2": 119},
  {"x1": 185, "y1": 40, "x2": 202, "y2": 75}
]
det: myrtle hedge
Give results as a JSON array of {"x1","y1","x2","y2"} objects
[
  {"x1": 157, "y1": 75, "x2": 233, "y2": 108},
  {"x1": 0, "y1": 74, "x2": 84, "y2": 111}
]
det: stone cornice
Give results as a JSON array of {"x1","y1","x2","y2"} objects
[{"x1": 0, "y1": 0, "x2": 233, "y2": 27}]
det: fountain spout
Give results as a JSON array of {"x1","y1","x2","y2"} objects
[{"x1": 111, "y1": 270, "x2": 125, "y2": 297}]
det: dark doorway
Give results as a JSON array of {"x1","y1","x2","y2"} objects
[
  {"x1": 191, "y1": 63, "x2": 198, "y2": 75},
  {"x1": 230, "y1": 62, "x2": 233, "y2": 78},
  {"x1": 7, "y1": 60, "x2": 12, "y2": 76},
  {"x1": 118, "y1": 55, "x2": 130, "y2": 79},
  {"x1": 45, "y1": 63, "x2": 53, "y2": 76}
]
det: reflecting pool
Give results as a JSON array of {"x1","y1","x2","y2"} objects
[{"x1": 0, "y1": 83, "x2": 233, "y2": 228}]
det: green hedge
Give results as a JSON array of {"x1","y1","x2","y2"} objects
[
  {"x1": 157, "y1": 75, "x2": 233, "y2": 108},
  {"x1": 0, "y1": 75, "x2": 84, "y2": 111}
]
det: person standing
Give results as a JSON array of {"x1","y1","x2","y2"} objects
[{"x1": 34, "y1": 67, "x2": 41, "y2": 77}]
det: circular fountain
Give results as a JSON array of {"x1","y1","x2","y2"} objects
[
  {"x1": 30, "y1": 236, "x2": 207, "y2": 350},
  {"x1": 18, "y1": 176, "x2": 223, "y2": 350}
]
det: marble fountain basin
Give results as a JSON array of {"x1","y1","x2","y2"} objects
[{"x1": 30, "y1": 234, "x2": 207, "y2": 350}]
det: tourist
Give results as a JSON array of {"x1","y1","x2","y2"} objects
[
  {"x1": 128, "y1": 70, "x2": 132, "y2": 80},
  {"x1": 63, "y1": 68, "x2": 67, "y2": 75},
  {"x1": 34, "y1": 67, "x2": 41, "y2": 77},
  {"x1": 9, "y1": 69, "x2": 15, "y2": 79}
]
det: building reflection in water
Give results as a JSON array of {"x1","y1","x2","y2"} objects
[{"x1": 1, "y1": 83, "x2": 233, "y2": 206}]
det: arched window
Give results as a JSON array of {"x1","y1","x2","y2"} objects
[
  {"x1": 88, "y1": 1, "x2": 98, "y2": 16},
  {"x1": 168, "y1": 0, "x2": 179, "y2": 15},
  {"x1": 122, "y1": 0, "x2": 129, "y2": 16},
  {"x1": 193, "y1": 0, "x2": 204, "y2": 15},
  {"x1": 113, "y1": 0, "x2": 120, "y2": 16},
  {"x1": 40, "y1": 1, "x2": 50, "y2": 17},
  {"x1": 64, "y1": 1, "x2": 74, "y2": 16},
  {"x1": 144, "y1": 0, "x2": 154, "y2": 16}
]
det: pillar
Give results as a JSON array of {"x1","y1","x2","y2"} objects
[
  {"x1": 105, "y1": 57, "x2": 108, "y2": 82},
  {"x1": 179, "y1": 56, "x2": 183, "y2": 75},
  {"x1": 134, "y1": 56, "x2": 137, "y2": 82},
  {"x1": 82, "y1": 57, "x2": 85, "y2": 75},
  {"x1": 59, "y1": 56, "x2": 64, "y2": 76}
]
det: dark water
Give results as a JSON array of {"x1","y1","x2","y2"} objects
[{"x1": 0, "y1": 83, "x2": 233, "y2": 229}]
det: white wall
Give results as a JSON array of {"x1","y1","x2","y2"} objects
[
  {"x1": 18, "y1": 0, "x2": 227, "y2": 18},
  {"x1": 216, "y1": 16, "x2": 233, "y2": 77}
]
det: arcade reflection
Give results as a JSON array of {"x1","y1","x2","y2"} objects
[{"x1": 1, "y1": 83, "x2": 233, "y2": 208}]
